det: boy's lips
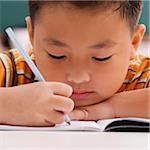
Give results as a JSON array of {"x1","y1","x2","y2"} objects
[{"x1": 70, "y1": 91, "x2": 94, "y2": 99}]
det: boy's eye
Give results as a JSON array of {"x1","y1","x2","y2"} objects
[
  {"x1": 92, "y1": 55, "x2": 112, "y2": 62},
  {"x1": 48, "y1": 53, "x2": 66, "y2": 60}
]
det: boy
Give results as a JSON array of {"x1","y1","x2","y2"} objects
[{"x1": 0, "y1": 1, "x2": 149, "y2": 126}]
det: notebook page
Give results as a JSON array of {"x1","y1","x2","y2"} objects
[
  {"x1": 97, "y1": 117, "x2": 150, "y2": 131},
  {"x1": 0, "y1": 121, "x2": 101, "y2": 131}
]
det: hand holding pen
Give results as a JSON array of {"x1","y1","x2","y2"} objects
[{"x1": 5, "y1": 27, "x2": 73, "y2": 125}]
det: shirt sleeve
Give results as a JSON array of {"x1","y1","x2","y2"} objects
[
  {"x1": 134, "y1": 56, "x2": 150, "y2": 89},
  {"x1": 0, "y1": 52, "x2": 13, "y2": 87},
  {"x1": 118, "y1": 55, "x2": 150, "y2": 92}
]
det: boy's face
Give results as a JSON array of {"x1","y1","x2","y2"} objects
[{"x1": 27, "y1": 6, "x2": 142, "y2": 107}]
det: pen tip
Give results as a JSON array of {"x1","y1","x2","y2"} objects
[{"x1": 67, "y1": 122, "x2": 71, "y2": 125}]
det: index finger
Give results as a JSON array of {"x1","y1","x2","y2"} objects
[{"x1": 48, "y1": 82, "x2": 73, "y2": 97}]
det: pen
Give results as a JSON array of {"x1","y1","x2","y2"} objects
[{"x1": 5, "y1": 27, "x2": 71, "y2": 125}]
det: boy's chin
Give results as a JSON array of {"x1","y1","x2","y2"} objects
[{"x1": 73, "y1": 96, "x2": 105, "y2": 107}]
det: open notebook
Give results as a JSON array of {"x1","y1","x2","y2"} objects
[{"x1": 0, "y1": 117, "x2": 149, "y2": 132}]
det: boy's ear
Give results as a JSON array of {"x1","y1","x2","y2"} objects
[
  {"x1": 25, "y1": 16, "x2": 34, "y2": 46},
  {"x1": 130, "y1": 24, "x2": 146, "y2": 59}
]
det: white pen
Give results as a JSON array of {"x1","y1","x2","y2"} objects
[{"x1": 5, "y1": 27, "x2": 71, "y2": 125}]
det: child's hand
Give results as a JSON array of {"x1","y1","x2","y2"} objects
[
  {"x1": 69, "y1": 88, "x2": 150, "y2": 121},
  {"x1": 69, "y1": 99, "x2": 115, "y2": 121},
  {"x1": 0, "y1": 82, "x2": 74, "y2": 126}
]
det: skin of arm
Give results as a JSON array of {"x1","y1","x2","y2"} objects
[
  {"x1": 109, "y1": 88, "x2": 150, "y2": 118},
  {"x1": 69, "y1": 88, "x2": 150, "y2": 121},
  {"x1": 0, "y1": 87, "x2": 7, "y2": 124}
]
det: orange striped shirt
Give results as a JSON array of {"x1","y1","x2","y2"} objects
[
  {"x1": 0, "y1": 49, "x2": 35, "y2": 87},
  {"x1": 0, "y1": 49, "x2": 150, "y2": 92}
]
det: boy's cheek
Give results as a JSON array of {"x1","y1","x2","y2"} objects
[{"x1": 93, "y1": 76, "x2": 123, "y2": 99}]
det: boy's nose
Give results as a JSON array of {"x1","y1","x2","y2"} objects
[{"x1": 66, "y1": 71, "x2": 91, "y2": 84}]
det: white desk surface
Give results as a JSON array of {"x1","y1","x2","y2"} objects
[{"x1": 0, "y1": 131, "x2": 149, "y2": 150}]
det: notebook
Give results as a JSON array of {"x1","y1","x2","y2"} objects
[{"x1": 0, "y1": 117, "x2": 149, "y2": 132}]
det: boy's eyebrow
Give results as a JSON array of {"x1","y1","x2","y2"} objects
[
  {"x1": 88, "y1": 40, "x2": 117, "y2": 49},
  {"x1": 44, "y1": 38, "x2": 116, "y2": 49},
  {"x1": 44, "y1": 38, "x2": 71, "y2": 48}
]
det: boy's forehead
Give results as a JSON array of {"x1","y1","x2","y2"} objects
[
  {"x1": 36, "y1": 4, "x2": 125, "y2": 30},
  {"x1": 33, "y1": 4, "x2": 130, "y2": 49},
  {"x1": 37, "y1": 4, "x2": 119, "y2": 22},
  {"x1": 35, "y1": 5, "x2": 126, "y2": 33},
  {"x1": 38, "y1": 3, "x2": 110, "y2": 15}
]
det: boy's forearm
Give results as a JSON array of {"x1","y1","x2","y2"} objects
[
  {"x1": 0, "y1": 87, "x2": 8, "y2": 123},
  {"x1": 0, "y1": 88, "x2": 12, "y2": 124},
  {"x1": 109, "y1": 88, "x2": 150, "y2": 118}
]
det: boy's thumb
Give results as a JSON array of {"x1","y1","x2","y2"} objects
[{"x1": 69, "y1": 108, "x2": 89, "y2": 120}]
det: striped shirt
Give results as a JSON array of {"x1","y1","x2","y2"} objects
[
  {"x1": 0, "y1": 49, "x2": 35, "y2": 86},
  {"x1": 0, "y1": 49, "x2": 150, "y2": 92}
]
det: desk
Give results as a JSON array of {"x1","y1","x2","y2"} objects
[{"x1": 0, "y1": 131, "x2": 149, "y2": 150}]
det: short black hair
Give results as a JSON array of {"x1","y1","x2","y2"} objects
[{"x1": 28, "y1": 0, "x2": 143, "y2": 31}]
